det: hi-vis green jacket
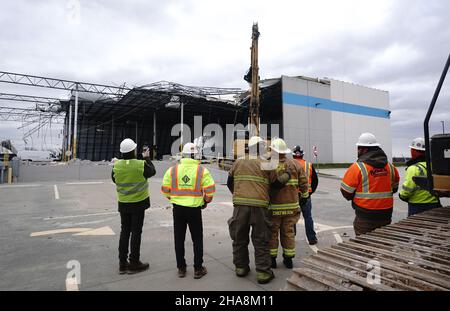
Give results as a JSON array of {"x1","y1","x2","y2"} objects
[
  {"x1": 399, "y1": 160, "x2": 438, "y2": 204},
  {"x1": 161, "y1": 158, "x2": 215, "y2": 207}
]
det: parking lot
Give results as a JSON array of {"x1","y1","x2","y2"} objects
[{"x1": 0, "y1": 171, "x2": 413, "y2": 291}]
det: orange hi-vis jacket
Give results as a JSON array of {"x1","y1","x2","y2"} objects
[
  {"x1": 341, "y1": 161, "x2": 400, "y2": 210},
  {"x1": 294, "y1": 158, "x2": 313, "y2": 193}
]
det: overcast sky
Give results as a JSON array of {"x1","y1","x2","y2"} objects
[{"x1": 1, "y1": 0, "x2": 449, "y2": 156}]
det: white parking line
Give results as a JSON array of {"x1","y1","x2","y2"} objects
[
  {"x1": 44, "y1": 211, "x2": 118, "y2": 220},
  {"x1": 0, "y1": 184, "x2": 42, "y2": 188},
  {"x1": 65, "y1": 181, "x2": 105, "y2": 185},
  {"x1": 308, "y1": 245, "x2": 319, "y2": 253},
  {"x1": 65, "y1": 278, "x2": 79, "y2": 291},
  {"x1": 54, "y1": 185, "x2": 60, "y2": 200},
  {"x1": 333, "y1": 231, "x2": 343, "y2": 243}
]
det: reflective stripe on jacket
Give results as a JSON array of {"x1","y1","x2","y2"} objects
[
  {"x1": 341, "y1": 161, "x2": 400, "y2": 210},
  {"x1": 294, "y1": 158, "x2": 313, "y2": 193},
  {"x1": 161, "y1": 158, "x2": 215, "y2": 207},
  {"x1": 269, "y1": 158, "x2": 309, "y2": 216},
  {"x1": 113, "y1": 159, "x2": 149, "y2": 203},
  {"x1": 229, "y1": 158, "x2": 277, "y2": 208},
  {"x1": 399, "y1": 162, "x2": 439, "y2": 204}
]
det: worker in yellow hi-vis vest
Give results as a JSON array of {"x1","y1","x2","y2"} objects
[
  {"x1": 112, "y1": 138, "x2": 156, "y2": 275},
  {"x1": 161, "y1": 142, "x2": 215, "y2": 279}
]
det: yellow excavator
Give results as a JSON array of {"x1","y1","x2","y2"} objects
[{"x1": 232, "y1": 23, "x2": 261, "y2": 159}]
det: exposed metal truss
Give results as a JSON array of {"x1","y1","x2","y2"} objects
[
  {"x1": 137, "y1": 81, "x2": 242, "y2": 98},
  {"x1": 0, "y1": 106, "x2": 64, "y2": 124},
  {"x1": 0, "y1": 92, "x2": 62, "y2": 105},
  {"x1": 0, "y1": 71, "x2": 130, "y2": 96}
]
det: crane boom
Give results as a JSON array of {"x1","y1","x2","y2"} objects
[{"x1": 248, "y1": 23, "x2": 260, "y2": 137}]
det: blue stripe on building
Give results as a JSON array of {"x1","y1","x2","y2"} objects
[{"x1": 282, "y1": 91, "x2": 390, "y2": 119}]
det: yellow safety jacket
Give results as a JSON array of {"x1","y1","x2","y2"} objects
[
  {"x1": 113, "y1": 159, "x2": 149, "y2": 203},
  {"x1": 161, "y1": 158, "x2": 215, "y2": 207},
  {"x1": 399, "y1": 161, "x2": 439, "y2": 204}
]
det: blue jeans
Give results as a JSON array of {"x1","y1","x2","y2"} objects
[
  {"x1": 300, "y1": 197, "x2": 317, "y2": 242},
  {"x1": 408, "y1": 202, "x2": 440, "y2": 217}
]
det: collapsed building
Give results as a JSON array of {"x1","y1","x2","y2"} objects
[{"x1": 62, "y1": 76, "x2": 391, "y2": 163}]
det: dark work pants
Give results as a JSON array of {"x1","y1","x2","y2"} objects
[
  {"x1": 300, "y1": 197, "x2": 317, "y2": 242},
  {"x1": 408, "y1": 202, "x2": 440, "y2": 217},
  {"x1": 173, "y1": 204, "x2": 203, "y2": 269},
  {"x1": 119, "y1": 208, "x2": 145, "y2": 264},
  {"x1": 353, "y1": 215, "x2": 391, "y2": 236}
]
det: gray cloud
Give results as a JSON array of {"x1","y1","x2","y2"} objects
[{"x1": 0, "y1": 0, "x2": 449, "y2": 156}]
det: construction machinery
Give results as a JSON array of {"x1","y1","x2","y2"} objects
[
  {"x1": 414, "y1": 53, "x2": 450, "y2": 196},
  {"x1": 286, "y1": 53, "x2": 450, "y2": 291},
  {"x1": 232, "y1": 23, "x2": 261, "y2": 160}
]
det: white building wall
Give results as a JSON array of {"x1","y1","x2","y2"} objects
[{"x1": 281, "y1": 76, "x2": 392, "y2": 163}]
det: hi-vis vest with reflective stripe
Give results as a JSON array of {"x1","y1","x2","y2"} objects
[
  {"x1": 341, "y1": 162, "x2": 397, "y2": 210},
  {"x1": 295, "y1": 158, "x2": 313, "y2": 193},
  {"x1": 399, "y1": 162, "x2": 439, "y2": 204},
  {"x1": 161, "y1": 158, "x2": 215, "y2": 207},
  {"x1": 113, "y1": 159, "x2": 149, "y2": 203}
]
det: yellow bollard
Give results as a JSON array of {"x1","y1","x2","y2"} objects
[{"x1": 8, "y1": 167, "x2": 12, "y2": 184}]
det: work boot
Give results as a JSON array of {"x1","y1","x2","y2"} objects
[
  {"x1": 118, "y1": 261, "x2": 129, "y2": 275},
  {"x1": 309, "y1": 238, "x2": 318, "y2": 245},
  {"x1": 235, "y1": 266, "x2": 250, "y2": 277},
  {"x1": 127, "y1": 261, "x2": 149, "y2": 274},
  {"x1": 257, "y1": 271, "x2": 275, "y2": 284},
  {"x1": 283, "y1": 257, "x2": 293, "y2": 269},
  {"x1": 271, "y1": 257, "x2": 277, "y2": 269},
  {"x1": 194, "y1": 266, "x2": 207, "y2": 279},
  {"x1": 178, "y1": 267, "x2": 187, "y2": 278}
]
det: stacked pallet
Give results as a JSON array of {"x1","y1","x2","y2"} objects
[{"x1": 286, "y1": 207, "x2": 450, "y2": 291}]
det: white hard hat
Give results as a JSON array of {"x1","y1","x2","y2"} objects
[
  {"x1": 356, "y1": 133, "x2": 380, "y2": 147},
  {"x1": 410, "y1": 137, "x2": 425, "y2": 151},
  {"x1": 270, "y1": 138, "x2": 291, "y2": 154},
  {"x1": 120, "y1": 138, "x2": 137, "y2": 153},
  {"x1": 248, "y1": 136, "x2": 264, "y2": 147},
  {"x1": 182, "y1": 142, "x2": 198, "y2": 154}
]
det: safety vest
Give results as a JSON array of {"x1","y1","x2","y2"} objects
[
  {"x1": 341, "y1": 162, "x2": 398, "y2": 210},
  {"x1": 399, "y1": 162, "x2": 439, "y2": 204},
  {"x1": 294, "y1": 158, "x2": 313, "y2": 193},
  {"x1": 161, "y1": 158, "x2": 215, "y2": 207},
  {"x1": 113, "y1": 159, "x2": 149, "y2": 203}
]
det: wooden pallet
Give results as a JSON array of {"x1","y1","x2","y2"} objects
[{"x1": 286, "y1": 207, "x2": 450, "y2": 291}]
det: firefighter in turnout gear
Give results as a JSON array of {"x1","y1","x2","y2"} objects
[
  {"x1": 292, "y1": 145, "x2": 319, "y2": 245},
  {"x1": 161, "y1": 143, "x2": 216, "y2": 279},
  {"x1": 341, "y1": 133, "x2": 400, "y2": 236},
  {"x1": 112, "y1": 138, "x2": 156, "y2": 275},
  {"x1": 227, "y1": 136, "x2": 291, "y2": 284},
  {"x1": 399, "y1": 137, "x2": 440, "y2": 216},
  {"x1": 268, "y1": 138, "x2": 309, "y2": 269}
]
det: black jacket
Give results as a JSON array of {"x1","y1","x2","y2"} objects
[{"x1": 111, "y1": 157, "x2": 156, "y2": 213}]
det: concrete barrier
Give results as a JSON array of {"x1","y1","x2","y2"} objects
[{"x1": 17, "y1": 160, "x2": 229, "y2": 184}]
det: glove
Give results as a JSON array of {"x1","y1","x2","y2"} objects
[
  {"x1": 200, "y1": 203, "x2": 208, "y2": 210},
  {"x1": 276, "y1": 168, "x2": 292, "y2": 185}
]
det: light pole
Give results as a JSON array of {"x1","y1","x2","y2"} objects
[
  {"x1": 165, "y1": 96, "x2": 184, "y2": 152},
  {"x1": 441, "y1": 121, "x2": 445, "y2": 134}
]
